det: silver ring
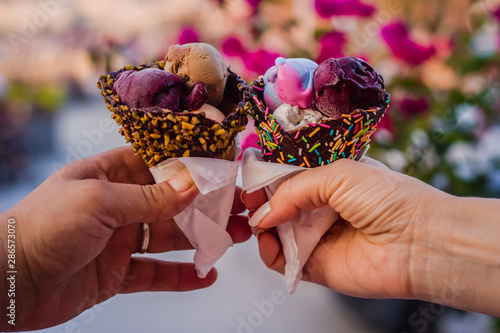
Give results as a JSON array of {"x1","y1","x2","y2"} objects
[{"x1": 139, "y1": 223, "x2": 150, "y2": 254}]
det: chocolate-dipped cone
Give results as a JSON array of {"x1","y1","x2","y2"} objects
[
  {"x1": 97, "y1": 61, "x2": 251, "y2": 167},
  {"x1": 249, "y1": 77, "x2": 390, "y2": 168}
]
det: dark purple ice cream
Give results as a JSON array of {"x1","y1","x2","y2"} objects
[
  {"x1": 313, "y1": 57, "x2": 385, "y2": 118},
  {"x1": 112, "y1": 68, "x2": 207, "y2": 112}
]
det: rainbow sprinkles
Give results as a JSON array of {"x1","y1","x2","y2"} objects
[{"x1": 249, "y1": 78, "x2": 390, "y2": 168}]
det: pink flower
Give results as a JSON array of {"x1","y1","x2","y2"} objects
[
  {"x1": 381, "y1": 22, "x2": 436, "y2": 65},
  {"x1": 314, "y1": 0, "x2": 375, "y2": 18},
  {"x1": 238, "y1": 133, "x2": 261, "y2": 161},
  {"x1": 317, "y1": 31, "x2": 346, "y2": 63},
  {"x1": 400, "y1": 97, "x2": 429, "y2": 117},
  {"x1": 246, "y1": 0, "x2": 261, "y2": 9},
  {"x1": 177, "y1": 27, "x2": 199, "y2": 44},
  {"x1": 243, "y1": 49, "x2": 282, "y2": 75},
  {"x1": 222, "y1": 36, "x2": 283, "y2": 75},
  {"x1": 222, "y1": 37, "x2": 245, "y2": 57},
  {"x1": 494, "y1": 7, "x2": 500, "y2": 22},
  {"x1": 373, "y1": 112, "x2": 394, "y2": 141}
]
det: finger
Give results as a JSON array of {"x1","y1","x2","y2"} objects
[
  {"x1": 226, "y1": 215, "x2": 252, "y2": 244},
  {"x1": 100, "y1": 167, "x2": 199, "y2": 227},
  {"x1": 250, "y1": 159, "x2": 374, "y2": 228},
  {"x1": 135, "y1": 220, "x2": 193, "y2": 253},
  {"x1": 359, "y1": 156, "x2": 390, "y2": 169},
  {"x1": 65, "y1": 147, "x2": 155, "y2": 185},
  {"x1": 257, "y1": 231, "x2": 285, "y2": 275},
  {"x1": 232, "y1": 187, "x2": 246, "y2": 215},
  {"x1": 241, "y1": 188, "x2": 268, "y2": 210},
  {"x1": 125, "y1": 215, "x2": 251, "y2": 254},
  {"x1": 120, "y1": 258, "x2": 217, "y2": 293}
]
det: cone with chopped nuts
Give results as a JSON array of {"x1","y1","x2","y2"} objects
[
  {"x1": 97, "y1": 45, "x2": 251, "y2": 168},
  {"x1": 96, "y1": 43, "x2": 252, "y2": 278}
]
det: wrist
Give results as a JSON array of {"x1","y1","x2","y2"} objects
[{"x1": 410, "y1": 193, "x2": 500, "y2": 315}]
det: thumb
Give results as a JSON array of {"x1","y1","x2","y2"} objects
[
  {"x1": 248, "y1": 159, "x2": 383, "y2": 228},
  {"x1": 103, "y1": 167, "x2": 199, "y2": 227}
]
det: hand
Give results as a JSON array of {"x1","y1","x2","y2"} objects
[
  {"x1": 0, "y1": 147, "x2": 251, "y2": 331},
  {"x1": 243, "y1": 158, "x2": 445, "y2": 300}
]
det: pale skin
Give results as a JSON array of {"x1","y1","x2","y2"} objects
[
  {"x1": 244, "y1": 158, "x2": 500, "y2": 317},
  {"x1": 0, "y1": 147, "x2": 251, "y2": 331}
]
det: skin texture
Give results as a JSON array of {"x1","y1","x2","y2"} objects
[
  {"x1": 0, "y1": 147, "x2": 251, "y2": 331},
  {"x1": 243, "y1": 157, "x2": 500, "y2": 316}
]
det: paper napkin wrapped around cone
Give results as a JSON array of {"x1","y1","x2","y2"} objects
[
  {"x1": 150, "y1": 149, "x2": 241, "y2": 278},
  {"x1": 241, "y1": 148, "x2": 340, "y2": 294}
]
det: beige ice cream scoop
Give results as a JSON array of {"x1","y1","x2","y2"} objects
[{"x1": 166, "y1": 43, "x2": 228, "y2": 106}]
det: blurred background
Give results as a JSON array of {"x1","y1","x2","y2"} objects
[{"x1": 1, "y1": 0, "x2": 499, "y2": 332}]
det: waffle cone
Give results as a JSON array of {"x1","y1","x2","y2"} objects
[
  {"x1": 249, "y1": 77, "x2": 389, "y2": 168},
  {"x1": 97, "y1": 61, "x2": 251, "y2": 167}
]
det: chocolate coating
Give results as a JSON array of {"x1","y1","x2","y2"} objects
[
  {"x1": 250, "y1": 76, "x2": 389, "y2": 168},
  {"x1": 98, "y1": 61, "x2": 250, "y2": 167}
]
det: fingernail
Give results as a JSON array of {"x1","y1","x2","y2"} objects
[
  {"x1": 248, "y1": 202, "x2": 271, "y2": 227},
  {"x1": 167, "y1": 167, "x2": 195, "y2": 192},
  {"x1": 240, "y1": 190, "x2": 247, "y2": 206},
  {"x1": 256, "y1": 229, "x2": 264, "y2": 241}
]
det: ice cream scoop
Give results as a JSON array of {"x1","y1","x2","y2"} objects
[
  {"x1": 250, "y1": 56, "x2": 389, "y2": 168},
  {"x1": 263, "y1": 57, "x2": 318, "y2": 112},
  {"x1": 314, "y1": 57, "x2": 385, "y2": 118},
  {"x1": 166, "y1": 43, "x2": 228, "y2": 106},
  {"x1": 112, "y1": 68, "x2": 207, "y2": 112},
  {"x1": 192, "y1": 103, "x2": 226, "y2": 123},
  {"x1": 273, "y1": 104, "x2": 323, "y2": 132}
]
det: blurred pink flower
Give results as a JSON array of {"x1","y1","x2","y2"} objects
[
  {"x1": 238, "y1": 132, "x2": 261, "y2": 161},
  {"x1": 246, "y1": 0, "x2": 261, "y2": 9},
  {"x1": 493, "y1": 7, "x2": 500, "y2": 21},
  {"x1": 244, "y1": 49, "x2": 282, "y2": 75},
  {"x1": 177, "y1": 27, "x2": 200, "y2": 44},
  {"x1": 373, "y1": 112, "x2": 394, "y2": 140},
  {"x1": 222, "y1": 36, "x2": 283, "y2": 75},
  {"x1": 400, "y1": 97, "x2": 429, "y2": 117},
  {"x1": 381, "y1": 22, "x2": 436, "y2": 65},
  {"x1": 317, "y1": 31, "x2": 346, "y2": 63},
  {"x1": 314, "y1": 0, "x2": 375, "y2": 18},
  {"x1": 222, "y1": 37, "x2": 245, "y2": 57}
]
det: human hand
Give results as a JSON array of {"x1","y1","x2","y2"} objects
[
  {"x1": 243, "y1": 158, "x2": 445, "y2": 300},
  {"x1": 0, "y1": 147, "x2": 251, "y2": 331}
]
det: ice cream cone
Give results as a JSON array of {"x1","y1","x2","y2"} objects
[
  {"x1": 249, "y1": 76, "x2": 390, "y2": 168},
  {"x1": 97, "y1": 60, "x2": 251, "y2": 167}
]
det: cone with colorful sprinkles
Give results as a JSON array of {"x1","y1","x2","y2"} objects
[
  {"x1": 249, "y1": 77, "x2": 389, "y2": 168},
  {"x1": 248, "y1": 55, "x2": 390, "y2": 167}
]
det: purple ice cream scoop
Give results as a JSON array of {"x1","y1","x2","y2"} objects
[
  {"x1": 314, "y1": 57, "x2": 385, "y2": 118},
  {"x1": 112, "y1": 68, "x2": 207, "y2": 112},
  {"x1": 263, "y1": 57, "x2": 318, "y2": 112}
]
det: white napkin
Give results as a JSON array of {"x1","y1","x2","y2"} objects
[
  {"x1": 149, "y1": 153, "x2": 240, "y2": 278},
  {"x1": 241, "y1": 148, "x2": 339, "y2": 294}
]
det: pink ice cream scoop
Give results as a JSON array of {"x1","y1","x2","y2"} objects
[{"x1": 263, "y1": 57, "x2": 318, "y2": 112}]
